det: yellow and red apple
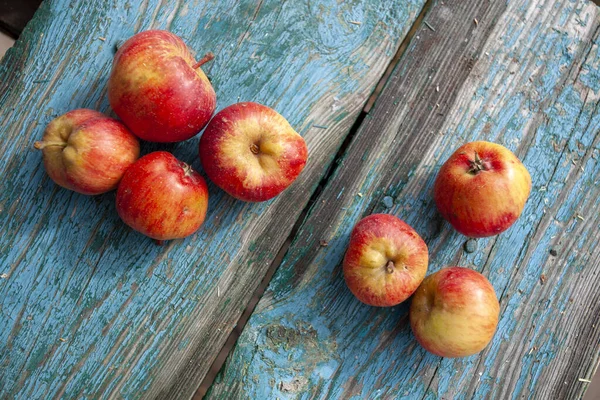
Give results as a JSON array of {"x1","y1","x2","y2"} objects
[
  {"x1": 343, "y1": 214, "x2": 429, "y2": 307},
  {"x1": 116, "y1": 151, "x2": 209, "y2": 241},
  {"x1": 410, "y1": 266, "x2": 499, "y2": 357},
  {"x1": 34, "y1": 109, "x2": 140, "y2": 195},
  {"x1": 199, "y1": 102, "x2": 308, "y2": 202},
  {"x1": 434, "y1": 141, "x2": 531, "y2": 237},
  {"x1": 108, "y1": 30, "x2": 216, "y2": 143}
]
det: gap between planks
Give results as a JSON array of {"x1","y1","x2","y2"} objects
[{"x1": 192, "y1": 0, "x2": 436, "y2": 397}]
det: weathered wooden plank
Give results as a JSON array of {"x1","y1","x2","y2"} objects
[
  {"x1": 207, "y1": 0, "x2": 600, "y2": 398},
  {"x1": 0, "y1": 1, "x2": 426, "y2": 398}
]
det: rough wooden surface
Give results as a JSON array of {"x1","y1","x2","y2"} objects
[
  {"x1": 0, "y1": 1, "x2": 426, "y2": 398},
  {"x1": 208, "y1": 0, "x2": 600, "y2": 398}
]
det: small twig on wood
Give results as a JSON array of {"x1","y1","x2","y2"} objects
[
  {"x1": 424, "y1": 21, "x2": 436, "y2": 32},
  {"x1": 217, "y1": 286, "x2": 220, "y2": 297},
  {"x1": 527, "y1": 346, "x2": 537, "y2": 356},
  {"x1": 98, "y1": 37, "x2": 106, "y2": 41},
  {"x1": 312, "y1": 124, "x2": 328, "y2": 129},
  {"x1": 578, "y1": 378, "x2": 592, "y2": 383},
  {"x1": 349, "y1": 20, "x2": 362, "y2": 25},
  {"x1": 576, "y1": 214, "x2": 585, "y2": 221},
  {"x1": 474, "y1": 18, "x2": 479, "y2": 26},
  {"x1": 0, "y1": 273, "x2": 8, "y2": 279},
  {"x1": 319, "y1": 240, "x2": 328, "y2": 247}
]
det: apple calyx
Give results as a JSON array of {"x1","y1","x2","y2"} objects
[
  {"x1": 180, "y1": 162, "x2": 194, "y2": 177},
  {"x1": 386, "y1": 260, "x2": 395, "y2": 274},
  {"x1": 192, "y1": 52, "x2": 215, "y2": 69},
  {"x1": 250, "y1": 143, "x2": 260, "y2": 155},
  {"x1": 33, "y1": 141, "x2": 68, "y2": 150},
  {"x1": 467, "y1": 151, "x2": 488, "y2": 175}
]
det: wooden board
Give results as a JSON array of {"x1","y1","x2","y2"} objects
[
  {"x1": 207, "y1": 0, "x2": 600, "y2": 398},
  {"x1": 0, "y1": 1, "x2": 427, "y2": 398}
]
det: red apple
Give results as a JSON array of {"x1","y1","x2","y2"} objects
[
  {"x1": 434, "y1": 141, "x2": 531, "y2": 237},
  {"x1": 410, "y1": 267, "x2": 499, "y2": 357},
  {"x1": 34, "y1": 109, "x2": 140, "y2": 195},
  {"x1": 108, "y1": 30, "x2": 216, "y2": 143},
  {"x1": 343, "y1": 214, "x2": 429, "y2": 307},
  {"x1": 199, "y1": 102, "x2": 308, "y2": 202},
  {"x1": 116, "y1": 151, "x2": 209, "y2": 241}
]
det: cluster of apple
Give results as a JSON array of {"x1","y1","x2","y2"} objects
[
  {"x1": 35, "y1": 29, "x2": 531, "y2": 359},
  {"x1": 34, "y1": 30, "x2": 308, "y2": 241},
  {"x1": 343, "y1": 141, "x2": 531, "y2": 357}
]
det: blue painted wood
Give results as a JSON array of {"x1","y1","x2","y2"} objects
[
  {"x1": 0, "y1": 0, "x2": 425, "y2": 398},
  {"x1": 207, "y1": 0, "x2": 600, "y2": 398}
]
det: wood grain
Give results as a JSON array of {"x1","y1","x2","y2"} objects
[
  {"x1": 207, "y1": 0, "x2": 600, "y2": 398},
  {"x1": 0, "y1": 1, "x2": 426, "y2": 398}
]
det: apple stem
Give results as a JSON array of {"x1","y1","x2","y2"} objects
[
  {"x1": 386, "y1": 261, "x2": 395, "y2": 274},
  {"x1": 193, "y1": 52, "x2": 215, "y2": 69},
  {"x1": 33, "y1": 141, "x2": 68, "y2": 150}
]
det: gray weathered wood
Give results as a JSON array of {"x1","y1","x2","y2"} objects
[
  {"x1": 208, "y1": 0, "x2": 600, "y2": 398},
  {"x1": 0, "y1": 1, "x2": 426, "y2": 398}
]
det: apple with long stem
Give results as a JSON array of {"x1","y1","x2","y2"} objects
[
  {"x1": 34, "y1": 109, "x2": 139, "y2": 195},
  {"x1": 108, "y1": 30, "x2": 216, "y2": 143}
]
